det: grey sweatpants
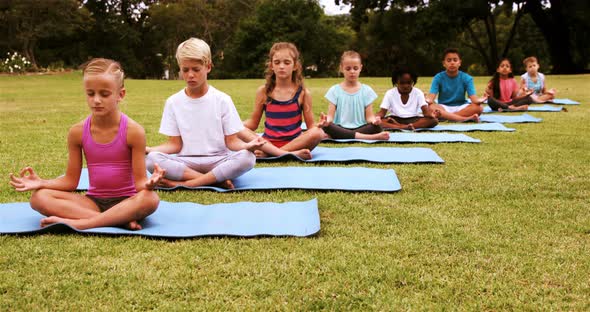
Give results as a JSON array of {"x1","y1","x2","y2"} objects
[{"x1": 146, "y1": 150, "x2": 256, "y2": 182}]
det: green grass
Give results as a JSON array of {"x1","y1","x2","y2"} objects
[{"x1": 1, "y1": 72, "x2": 589, "y2": 310}]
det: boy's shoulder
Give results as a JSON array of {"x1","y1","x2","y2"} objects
[
  {"x1": 458, "y1": 70, "x2": 473, "y2": 79},
  {"x1": 166, "y1": 88, "x2": 187, "y2": 103},
  {"x1": 206, "y1": 85, "x2": 235, "y2": 106}
]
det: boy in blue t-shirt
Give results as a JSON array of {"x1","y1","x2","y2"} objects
[{"x1": 426, "y1": 48, "x2": 487, "y2": 122}]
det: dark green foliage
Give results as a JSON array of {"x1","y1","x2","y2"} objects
[
  {"x1": 219, "y1": 0, "x2": 351, "y2": 78},
  {"x1": 0, "y1": 0, "x2": 587, "y2": 77}
]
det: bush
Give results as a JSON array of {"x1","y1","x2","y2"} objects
[{"x1": 0, "y1": 52, "x2": 33, "y2": 73}]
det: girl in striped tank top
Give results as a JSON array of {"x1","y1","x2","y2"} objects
[
  {"x1": 240, "y1": 42, "x2": 326, "y2": 160},
  {"x1": 9, "y1": 58, "x2": 165, "y2": 230}
]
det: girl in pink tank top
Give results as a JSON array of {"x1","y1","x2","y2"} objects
[
  {"x1": 9, "y1": 58, "x2": 165, "y2": 231},
  {"x1": 486, "y1": 58, "x2": 533, "y2": 111}
]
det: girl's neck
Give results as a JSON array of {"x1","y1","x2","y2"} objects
[
  {"x1": 340, "y1": 80, "x2": 361, "y2": 93},
  {"x1": 342, "y1": 79, "x2": 360, "y2": 87},
  {"x1": 528, "y1": 71, "x2": 538, "y2": 78},
  {"x1": 92, "y1": 111, "x2": 121, "y2": 128},
  {"x1": 499, "y1": 74, "x2": 510, "y2": 79},
  {"x1": 274, "y1": 77, "x2": 295, "y2": 90}
]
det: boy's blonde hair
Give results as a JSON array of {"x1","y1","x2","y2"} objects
[
  {"x1": 176, "y1": 38, "x2": 212, "y2": 66},
  {"x1": 523, "y1": 56, "x2": 538, "y2": 66},
  {"x1": 83, "y1": 58, "x2": 125, "y2": 88},
  {"x1": 265, "y1": 42, "x2": 304, "y2": 97}
]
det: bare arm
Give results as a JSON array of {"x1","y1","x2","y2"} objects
[
  {"x1": 225, "y1": 133, "x2": 265, "y2": 152},
  {"x1": 468, "y1": 94, "x2": 487, "y2": 104},
  {"x1": 243, "y1": 86, "x2": 266, "y2": 131},
  {"x1": 425, "y1": 93, "x2": 436, "y2": 105},
  {"x1": 127, "y1": 120, "x2": 164, "y2": 191},
  {"x1": 365, "y1": 104, "x2": 380, "y2": 124},
  {"x1": 421, "y1": 105, "x2": 438, "y2": 118},
  {"x1": 10, "y1": 124, "x2": 83, "y2": 192},
  {"x1": 317, "y1": 103, "x2": 336, "y2": 128},
  {"x1": 300, "y1": 88, "x2": 316, "y2": 128},
  {"x1": 146, "y1": 136, "x2": 182, "y2": 154}
]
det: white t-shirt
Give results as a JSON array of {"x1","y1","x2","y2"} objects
[
  {"x1": 159, "y1": 86, "x2": 244, "y2": 156},
  {"x1": 380, "y1": 87, "x2": 427, "y2": 118}
]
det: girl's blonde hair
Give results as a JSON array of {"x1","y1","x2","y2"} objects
[
  {"x1": 176, "y1": 37, "x2": 212, "y2": 66},
  {"x1": 83, "y1": 58, "x2": 125, "y2": 88},
  {"x1": 340, "y1": 50, "x2": 361, "y2": 63},
  {"x1": 265, "y1": 42, "x2": 304, "y2": 96}
]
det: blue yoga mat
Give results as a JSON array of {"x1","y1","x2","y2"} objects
[
  {"x1": 479, "y1": 113, "x2": 542, "y2": 123},
  {"x1": 271, "y1": 128, "x2": 480, "y2": 143},
  {"x1": 551, "y1": 98, "x2": 579, "y2": 105},
  {"x1": 483, "y1": 105, "x2": 563, "y2": 113},
  {"x1": 259, "y1": 147, "x2": 443, "y2": 163},
  {"x1": 410, "y1": 122, "x2": 514, "y2": 132},
  {"x1": 76, "y1": 167, "x2": 402, "y2": 192},
  {"x1": 320, "y1": 132, "x2": 480, "y2": 144},
  {"x1": 0, "y1": 199, "x2": 320, "y2": 238}
]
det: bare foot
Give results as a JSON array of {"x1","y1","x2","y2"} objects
[
  {"x1": 292, "y1": 149, "x2": 312, "y2": 160},
  {"x1": 158, "y1": 178, "x2": 181, "y2": 188},
  {"x1": 376, "y1": 131, "x2": 390, "y2": 140},
  {"x1": 214, "y1": 179, "x2": 235, "y2": 189},
  {"x1": 254, "y1": 150, "x2": 269, "y2": 158},
  {"x1": 126, "y1": 220, "x2": 142, "y2": 230},
  {"x1": 462, "y1": 114, "x2": 479, "y2": 122},
  {"x1": 41, "y1": 216, "x2": 87, "y2": 230},
  {"x1": 508, "y1": 105, "x2": 527, "y2": 111},
  {"x1": 407, "y1": 123, "x2": 415, "y2": 131}
]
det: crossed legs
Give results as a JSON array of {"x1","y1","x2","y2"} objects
[{"x1": 30, "y1": 189, "x2": 159, "y2": 230}]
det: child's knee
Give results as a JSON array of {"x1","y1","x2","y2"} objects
[
  {"x1": 145, "y1": 152, "x2": 165, "y2": 172},
  {"x1": 236, "y1": 149, "x2": 256, "y2": 170},
  {"x1": 30, "y1": 189, "x2": 51, "y2": 214},
  {"x1": 428, "y1": 117, "x2": 439, "y2": 127},
  {"x1": 308, "y1": 127, "x2": 326, "y2": 140},
  {"x1": 135, "y1": 190, "x2": 159, "y2": 216}
]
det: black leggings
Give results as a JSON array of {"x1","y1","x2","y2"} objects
[
  {"x1": 488, "y1": 95, "x2": 533, "y2": 111},
  {"x1": 322, "y1": 123, "x2": 382, "y2": 139}
]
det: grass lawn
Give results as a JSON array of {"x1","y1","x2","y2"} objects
[{"x1": 1, "y1": 72, "x2": 589, "y2": 310}]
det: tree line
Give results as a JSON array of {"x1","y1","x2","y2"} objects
[{"x1": 1, "y1": 0, "x2": 588, "y2": 79}]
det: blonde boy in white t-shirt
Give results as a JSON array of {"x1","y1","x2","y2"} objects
[
  {"x1": 146, "y1": 38, "x2": 265, "y2": 189},
  {"x1": 377, "y1": 66, "x2": 439, "y2": 130}
]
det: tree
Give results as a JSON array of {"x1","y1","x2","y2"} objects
[
  {"x1": 80, "y1": 0, "x2": 158, "y2": 78},
  {"x1": 338, "y1": 0, "x2": 530, "y2": 74},
  {"x1": 338, "y1": 0, "x2": 589, "y2": 73},
  {"x1": 222, "y1": 0, "x2": 351, "y2": 78},
  {"x1": 524, "y1": 0, "x2": 589, "y2": 73},
  {"x1": 0, "y1": 0, "x2": 89, "y2": 70},
  {"x1": 146, "y1": 0, "x2": 256, "y2": 79}
]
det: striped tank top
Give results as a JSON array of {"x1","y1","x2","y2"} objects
[
  {"x1": 83, "y1": 113, "x2": 137, "y2": 198},
  {"x1": 262, "y1": 86, "x2": 303, "y2": 147}
]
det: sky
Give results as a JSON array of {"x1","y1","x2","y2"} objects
[{"x1": 319, "y1": 0, "x2": 351, "y2": 15}]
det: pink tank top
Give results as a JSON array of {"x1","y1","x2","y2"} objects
[
  {"x1": 83, "y1": 113, "x2": 137, "y2": 198},
  {"x1": 499, "y1": 78, "x2": 519, "y2": 103}
]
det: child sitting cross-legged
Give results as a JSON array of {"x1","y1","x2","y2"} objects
[
  {"x1": 378, "y1": 65, "x2": 439, "y2": 130},
  {"x1": 316, "y1": 51, "x2": 389, "y2": 140},
  {"x1": 146, "y1": 38, "x2": 265, "y2": 189}
]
